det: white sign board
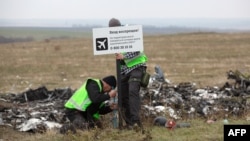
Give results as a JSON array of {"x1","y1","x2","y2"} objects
[{"x1": 92, "y1": 25, "x2": 143, "y2": 55}]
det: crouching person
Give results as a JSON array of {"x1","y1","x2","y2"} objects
[{"x1": 61, "y1": 75, "x2": 117, "y2": 133}]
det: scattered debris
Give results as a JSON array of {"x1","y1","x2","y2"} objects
[
  {"x1": 153, "y1": 116, "x2": 190, "y2": 129},
  {"x1": 0, "y1": 86, "x2": 74, "y2": 133},
  {"x1": 0, "y1": 67, "x2": 249, "y2": 133},
  {"x1": 227, "y1": 69, "x2": 250, "y2": 89},
  {"x1": 141, "y1": 68, "x2": 250, "y2": 120}
]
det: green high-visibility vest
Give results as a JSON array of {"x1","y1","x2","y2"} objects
[
  {"x1": 64, "y1": 78, "x2": 104, "y2": 119},
  {"x1": 123, "y1": 52, "x2": 147, "y2": 67}
]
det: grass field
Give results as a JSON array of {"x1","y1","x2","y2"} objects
[
  {"x1": 0, "y1": 27, "x2": 92, "y2": 40},
  {"x1": 1, "y1": 31, "x2": 250, "y2": 93},
  {"x1": 0, "y1": 28, "x2": 250, "y2": 140}
]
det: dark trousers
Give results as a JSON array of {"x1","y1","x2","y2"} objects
[
  {"x1": 121, "y1": 66, "x2": 145, "y2": 126},
  {"x1": 64, "y1": 109, "x2": 89, "y2": 129},
  {"x1": 64, "y1": 107, "x2": 101, "y2": 129}
]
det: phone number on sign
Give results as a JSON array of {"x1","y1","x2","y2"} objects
[{"x1": 110, "y1": 45, "x2": 133, "y2": 50}]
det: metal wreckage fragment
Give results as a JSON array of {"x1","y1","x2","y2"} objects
[
  {"x1": 0, "y1": 67, "x2": 249, "y2": 133},
  {"x1": 0, "y1": 86, "x2": 74, "y2": 133}
]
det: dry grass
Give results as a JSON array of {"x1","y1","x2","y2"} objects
[
  {"x1": 1, "y1": 118, "x2": 249, "y2": 141},
  {"x1": 0, "y1": 32, "x2": 250, "y2": 140},
  {"x1": 1, "y1": 32, "x2": 250, "y2": 94},
  {"x1": 144, "y1": 33, "x2": 250, "y2": 87}
]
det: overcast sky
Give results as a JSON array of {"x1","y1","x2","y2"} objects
[{"x1": 1, "y1": 0, "x2": 250, "y2": 19}]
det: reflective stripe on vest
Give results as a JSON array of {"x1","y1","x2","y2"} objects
[
  {"x1": 67, "y1": 97, "x2": 91, "y2": 111},
  {"x1": 123, "y1": 52, "x2": 147, "y2": 67}
]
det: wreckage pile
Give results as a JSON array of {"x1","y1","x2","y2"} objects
[
  {"x1": 0, "y1": 86, "x2": 74, "y2": 133},
  {"x1": 140, "y1": 68, "x2": 250, "y2": 120},
  {"x1": 0, "y1": 67, "x2": 250, "y2": 133}
]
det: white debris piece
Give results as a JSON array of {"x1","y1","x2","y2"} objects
[
  {"x1": 17, "y1": 118, "x2": 62, "y2": 132},
  {"x1": 44, "y1": 121, "x2": 62, "y2": 129},
  {"x1": 155, "y1": 105, "x2": 165, "y2": 113},
  {"x1": 17, "y1": 118, "x2": 42, "y2": 132}
]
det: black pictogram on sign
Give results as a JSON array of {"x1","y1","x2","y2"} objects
[{"x1": 96, "y1": 38, "x2": 108, "y2": 51}]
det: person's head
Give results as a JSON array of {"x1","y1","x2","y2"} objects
[
  {"x1": 109, "y1": 18, "x2": 121, "y2": 27},
  {"x1": 102, "y1": 75, "x2": 117, "y2": 92}
]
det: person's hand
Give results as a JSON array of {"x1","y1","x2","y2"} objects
[
  {"x1": 110, "y1": 103, "x2": 118, "y2": 110},
  {"x1": 108, "y1": 89, "x2": 117, "y2": 98},
  {"x1": 115, "y1": 53, "x2": 124, "y2": 60}
]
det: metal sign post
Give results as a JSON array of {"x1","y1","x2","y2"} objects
[
  {"x1": 92, "y1": 25, "x2": 143, "y2": 129},
  {"x1": 116, "y1": 59, "x2": 123, "y2": 129}
]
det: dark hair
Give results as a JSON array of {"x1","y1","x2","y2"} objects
[{"x1": 109, "y1": 18, "x2": 121, "y2": 27}]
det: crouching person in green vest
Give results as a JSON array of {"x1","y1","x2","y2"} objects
[{"x1": 62, "y1": 75, "x2": 117, "y2": 132}]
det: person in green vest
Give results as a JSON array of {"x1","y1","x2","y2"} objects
[
  {"x1": 109, "y1": 18, "x2": 148, "y2": 130},
  {"x1": 63, "y1": 75, "x2": 117, "y2": 130}
]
